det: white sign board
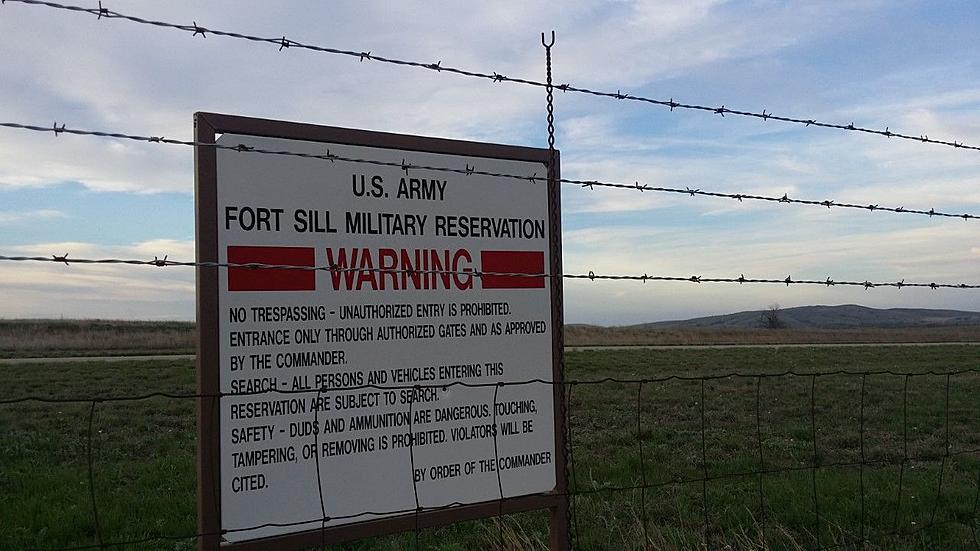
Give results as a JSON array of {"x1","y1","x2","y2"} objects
[{"x1": 209, "y1": 129, "x2": 558, "y2": 543}]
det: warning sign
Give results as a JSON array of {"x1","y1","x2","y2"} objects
[{"x1": 195, "y1": 113, "x2": 564, "y2": 547}]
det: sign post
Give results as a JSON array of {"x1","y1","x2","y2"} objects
[{"x1": 195, "y1": 113, "x2": 567, "y2": 549}]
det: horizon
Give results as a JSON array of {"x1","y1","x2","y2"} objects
[{"x1": 5, "y1": 302, "x2": 980, "y2": 326}]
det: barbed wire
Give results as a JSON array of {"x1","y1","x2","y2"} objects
[
  {"x1": 5, "y1": 369, "x2": 980, "y2": 550},
  {"x1": 4, "y1": 0, "x2": 980, "y2": 154},
  {"x1": 568, "y1": 177, "x2": 979, "y2": 220},
  {"x1": 1, "y1": 254, "x2": 977, "y2": 290},
  {"x1": 4, "y1": 3, "x2": 979, "y2": 550},
  {"x1": 1, "y1": 120, "x2": 977, "y2": 220}
]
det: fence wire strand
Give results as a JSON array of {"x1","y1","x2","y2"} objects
[
  {"x1": 5, "y1": 0, "x2": 980, "y2": 154},
  {"x1": 408, "y1": 385, "x2": 423, "y2": 551},
  {"x1": 755, "y1": 376, "x2": 767, "y2": 548},
  {"x1": 84, "y1": 400, "x2": 103, "y2": 550},
  {"x1": 1, "y1": 254, "x2": 977, "y2": 291},
  {"x1": 636, "y1": 381, "x2": 650, "y2": 549},
  {"x1": 8, "y1": 367, "x2": 980, "y2": 406},
  {"x1": 892, "y1": 374, "x2": 911, "y2": 533},
  {"x1": 859, "y1": 374, "x2": 867, "y2": 544},
  {"x1": 810, "y1": 375, "x2": 822, "y2": 549},
  {"x1": 1, "y1": 120, "x2": 978, "y2": 221},
  {"x1": 699, "y1": 379, "x2": 711, "y2": 547},
  {"x1": 312, "y1": 385, "x2": 328, "y2": 550}
]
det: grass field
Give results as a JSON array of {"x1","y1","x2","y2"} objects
[
  {"x1": 3, "y1": 320, "x2": 980, "y2": 359},
  {"x1": 0, "y1": 320, "x2": 196, "y2": 358},
  {"x1": 1, "y1": 346, "x2": 978, "y2": 550},
  {"x1": 564, "y1": 325, "x2": 980, "y2": 347}
]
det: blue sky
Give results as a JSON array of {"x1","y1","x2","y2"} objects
[
  {"x1": 1, "y1": 0, "x2": 978, "y2": 323},
  {"x1": 0, "y1": 184, "x2": 193, "y2": 246}
]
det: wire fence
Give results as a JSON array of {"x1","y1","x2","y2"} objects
[
  {"x1": 2, "y1": 2, "x2": 980, "y2": 550},
  {"x1": 4, "y1": 367, "x2": 979, "y2": 550},
  {"x1": 2, "y1": 120, "x2": 979, "y2": 221},
  {"x1": 1, "y1": 254, "x2": 979, "y2": 290}
]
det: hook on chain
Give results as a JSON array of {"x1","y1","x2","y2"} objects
[{"x1": 541, "y1": 31, "x2": 555, "y2": 48}]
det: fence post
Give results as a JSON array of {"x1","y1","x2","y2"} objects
[{"x1": 194, "y1": 113, "x2": 222, "y2": 551}]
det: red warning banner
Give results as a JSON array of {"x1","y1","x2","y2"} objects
[
  {"x1": 227, "y1": 246, "x2": 316, "y2": 291},
  {"x1": 480, "y1": 250, "x2": 546, "y2": 289}
]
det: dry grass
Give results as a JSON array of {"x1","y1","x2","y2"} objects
[
  {"x1": 0, "y1": 319, "x2": 195, "y2": 357},
  {"x1": 478, "y1": 517, "x2": 549, "y2": 551},
  {"x1": 564, "y1": 325, "x2": 980, "y2": 347},
  {"x1": 3, "y1": 320, "x2": 978, "y2": 359}
]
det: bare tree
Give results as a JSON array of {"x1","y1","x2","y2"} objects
[{"x1": 761, "y1": 303, "x2": 785, "y2": 329}]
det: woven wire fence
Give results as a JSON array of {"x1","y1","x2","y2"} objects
[{"x1": 4, "y1": 361, "x2": 980, "y2": 550}]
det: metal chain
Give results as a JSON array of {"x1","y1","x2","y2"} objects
[{"x1": 542, "y1": 29, "x2": 573, "y2": 551}]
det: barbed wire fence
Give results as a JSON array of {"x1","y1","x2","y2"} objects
[
  {"x1": 5, "y1": 0, "x2": 980, "y2": 153},
  {"x1": 1, "y1": 255, "x2": 978, "y2": 290},
  {"x1": 1, "y1": 2, "x2": 979, "y2": 550},
  {"x1": 2, "y1": 120, "x2": 979, "y2": 221}
]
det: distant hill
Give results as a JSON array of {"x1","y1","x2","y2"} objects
[{"x1": 632, "y1": 305, "x2": 980, "y2": 330}]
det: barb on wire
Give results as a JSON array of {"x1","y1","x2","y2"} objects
[
  {"x1": 1, "y1": 253, "x2": 978, "y2": 290},
  {"x1": 4, "y1": 0, "x2": 980, "y2": 152},
  {"x1": 2, "y1": 120, "x2": 978, "y2": 220}
]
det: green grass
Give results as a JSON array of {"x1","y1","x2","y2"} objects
[
  {"x1": 1, "y1": 346, "x2": 978, "y2": 550},
  {"x1": 565, "y1": 347, "x2": 979, "y2": 550}
]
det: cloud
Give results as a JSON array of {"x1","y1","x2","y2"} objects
[
  {"x1": 0, "y1": 1, "x2": 888, "y2": 194},
  {"x1": 562, "y1": 219, "x2": 979, "y2": 290},
  {"x1": 0, "y1": 209, "x2": 66, "y2": 224},
  {"x1": 560, "y1": 217, "x2": 980, "y2": 325},
  {"x1": 553, "y1": 0, "x2": 884, "y2": 87},
  {"x1": 1, "y1": 0, "x2": 978, "y2": 323},
  {"x1": 1, "y1": 240, "x2": 196, "y2": 319}
]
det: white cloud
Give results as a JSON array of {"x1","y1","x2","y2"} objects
[
  {"x1": 0, "y1": 209, "x2": 66, "y2": 224},
  {"x1": 0, "y1": 0, "x2": 889, "y2": 193},
  {"x1": 1, "y1": 240, "x2": 196, "y2": 319},
  {"x1": 562, "y1": 218, "x2": 978, "y2": 297}
]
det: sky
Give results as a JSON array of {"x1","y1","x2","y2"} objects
[{"x1": 1, "y1": 0, "x2": 978, "y2": 324}]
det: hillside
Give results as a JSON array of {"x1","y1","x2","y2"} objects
[{"x1": 633, "y1": 305, "x2": 980, "y2": 330}]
